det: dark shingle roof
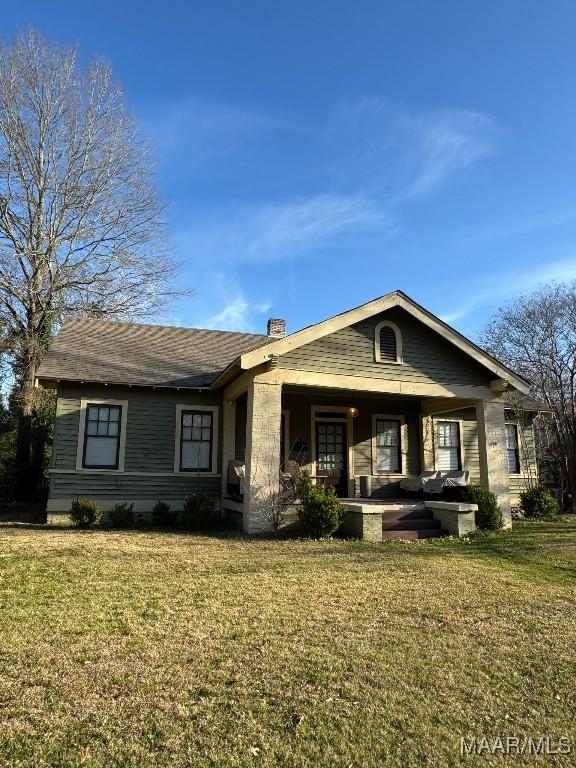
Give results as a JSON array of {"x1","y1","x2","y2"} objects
[{"x1": 37, "y1": 318, "x2": 269, "y2": 388}]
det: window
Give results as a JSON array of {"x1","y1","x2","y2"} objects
[
  {"x1": 375, "y1": 418, "x2": 402, "y2": 472},
  {"x1": 506, "y1": 423, "x2": 520, "y2": 474},
  {"x1": 436, "y1": 421, "x2": 461, "y2": 471},
  {"x1": 180, "y1": 410, "x2": 214, "y2": 471},
  {"x1": 83, "y1": 404, "x2": 121, "y2": 469},
  {"x1": 374, "y1": 321, "x2": 402, "y2": 363}
]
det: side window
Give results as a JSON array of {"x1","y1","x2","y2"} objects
[
  {"x1": 180, "y1": 410, "x2": 214, "y2": 472},
  {"x1": 506, "y1": 423, "x2": 520, "y2": 474},
  {"x1": 83, "y1": 404, "x2": 122, "y2": 469},
  {"x1": 374, "y1": 321, "x2": 402, "y2": 364}
]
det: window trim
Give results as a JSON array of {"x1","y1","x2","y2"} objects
[
  {"x1": 371, "y1": 414, "x2": 407, "y2": 476},
  {"x1": 174, "y1": 404, "x2": 219, "y2": 475},
  {"x1": 76, "y1": 398, "x2": 128, "y2": 473},
  {"x1": 434, "y1": 418, "x2": 462, "y2": 472},
  {"x1": 374, "y1": 320, "x2": 403, "y2": 365},
  {"x1": 505, "y1": 422, "x2": 521, "y2": 475}
]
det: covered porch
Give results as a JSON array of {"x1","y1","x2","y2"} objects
[{"x1": 220, "y1": 367, "x2": 511, "y2": 536}]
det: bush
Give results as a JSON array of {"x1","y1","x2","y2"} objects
[
  {"x1": 180, "y1": 491, "x2": 217, "y2": 530},
  {"x1": 69, "y1": 498, "x2": 101, "y2": 529},
  {"x1": 296, "y1": 470, "x2": 345, "y2": 538},
  {"x1": 152, "y1": 500, "x2": 177, "y2": 528},
  {"x1": 108, "y1": 502, "x2": 134, "y2": 528},
  {"x1": 463, "y1": 484, "x2": 503, "y2": 531},
  {"x1": 520, "y1": 485, "x2": 560, "y2": 519}
]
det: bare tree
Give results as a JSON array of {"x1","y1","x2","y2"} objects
[
  {"x1": 480, "y1": 282, "x2": 576, "y2": 511},
  {"x1": 0, "y1": 30, "x2": 185, "y2": 494}
]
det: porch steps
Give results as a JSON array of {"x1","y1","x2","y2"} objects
[{"x1": 380, "y1": 504, "x2": 444, "y2": 540}]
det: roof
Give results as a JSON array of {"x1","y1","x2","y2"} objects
[
  {"x1": 213, "y1": 290, "x2": 532, "y2": 394},
  {"x1": 38, "y1": 290, "x2": 533, "y2": 395},
  {"x1": 504, "y1": 393, "x2": 553, "y2": 414},
  {"x1": 37, "y1": 318, "x2": 269, "y2": 388}
]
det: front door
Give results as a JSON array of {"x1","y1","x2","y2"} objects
[{"x1": 315, "y1": 421, "x2": 348, "y2": 496}]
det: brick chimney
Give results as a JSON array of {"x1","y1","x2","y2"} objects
[{"x1": 267, "y1": 318, "x2": 286, "y2": 338}]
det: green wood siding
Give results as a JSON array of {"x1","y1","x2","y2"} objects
[
  {"x1": 50, "y1": 383, "x2": 222, "y2": 503},
  {"x1": 278, "y1": 307, "x2": 494, "y2": 387},
  {"x1": 49, "y1": 472, "x2": 220, "y2": 502}
]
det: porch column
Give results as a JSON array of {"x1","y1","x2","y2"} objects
[
  {"x1": 476, "y1": 399, "x2": 512, "y2": 528},
  {"x1": 419, "y1": 414, "x2": 435, "y2": 471},
  {"x1": 244, "y1": 378, "x2": 282, "y2": 534},
  {"x1": 220, "y1": 398, "x2": 236, "y2": 512}
]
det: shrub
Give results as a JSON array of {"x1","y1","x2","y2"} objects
[
  {"x1": 152, "y1": 500, "x2": 177, "y2": 528},
  {"x1": 108, "y1": 502, "x2": 134, "y2": 528},
  {"x1": 520, "y1": 485, "x2": 560, "y2": 519},
  {"x1": 69, "y1": 498, "x2": 101, "y2": 529},
  {"x1": 463, "y1": 484, "x2": 503, "y2": 531},
  {"x1": 180, "y1": 491, "x2": 217, "y2": 530},
  {"x1": 296, "y1": 470, "x2": 345, "y2": 538}
]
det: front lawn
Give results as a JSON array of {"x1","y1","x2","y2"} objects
[{"x1": 0, "y1": 521, "x2": 574, "y2": 767}]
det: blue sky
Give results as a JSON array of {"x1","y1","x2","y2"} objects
[{"x1": 5, "y1": 1, "x2": 576, "y2": 338}]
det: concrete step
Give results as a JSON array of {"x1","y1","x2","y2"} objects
[
  {"x1": 382, "y1": 528, "x2": 446, "y2": 540},
  {"x1": 381, "y1": 508, "x2": 432, "y2": 522},
  {"x1": 382, "y1": 518, "x2": 441, "y2": 531}
]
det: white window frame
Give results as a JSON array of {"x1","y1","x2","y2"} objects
[
  {"x1": 374, "y1": 320, "x2": 403, "y2": 364},
  {"x1": 76, "y1": 398, "x2": 129, "y2": 473},
  {"x1": 174, "y1": 404, "x2": 219, "y2": 475},
  {"x1": 371, "y1": 414, "x2": 407, "y2": 476},
  {"x1": 505, "y1": 422, "x2": 521, "y2": 475},
  {"x1": 434, "y1": 418, "x2": 463, "y2": 472}
]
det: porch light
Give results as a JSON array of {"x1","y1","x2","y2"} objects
[{"x1": 349, "y1": 407, "x2": 359, "y2": 418}]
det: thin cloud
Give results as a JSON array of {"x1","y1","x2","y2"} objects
[
  {"x1": 142, "y1": 97, "x2": 299, "y2": 161},
  {"x1": 203, "y1": 295, "x2": 271, "y2": 332},
  {"x1": 436, "y1": 256, "x2": 576, "y2": 324},
  {"x1": 179, "y1": 193, "x2": 392, "y2": 264},
  {"x1": 402, "y1": 109, "x2": 497, "y2": 198},
  {"x1": 326, "y1": 99, "x2": 498, "y2": 198}
]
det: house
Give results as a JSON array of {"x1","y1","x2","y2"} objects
[{"x1": 37, "y1": 291, "x2": 539, "y2": 535}]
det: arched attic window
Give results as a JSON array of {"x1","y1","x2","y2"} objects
[{"x1": 374, "y1": 321, "x2": 402, "y2": 364}]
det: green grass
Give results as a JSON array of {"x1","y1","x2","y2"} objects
[{"x1": 0, "y1": 520, "x2": 575, "y2": 767}]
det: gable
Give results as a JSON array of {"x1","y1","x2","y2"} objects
[
  {"x1": 231, "y1": 291, "x2": 530, "y2": 393},
  {"x1": 276, "y1": 307, "x2": 497, "y2": 388}
]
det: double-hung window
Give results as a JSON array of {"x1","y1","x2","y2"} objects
[
  {"x1": 83, "y1": 404, "x2": 122, "y2": 469},
  {"x1": 375, "y1": 418, "x2": 402, "y2": 473},
  {"x1": 180, "y1": 410, "x2": 214, "y2": 471},
  {"x1": 506, "y1": 423, "x2": 520, "y2": 474},
  {"x1": 436, "y1": 421, "x2": 461, "y2": 471}
]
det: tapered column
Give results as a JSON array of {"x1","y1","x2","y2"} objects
[
  {"x1": 244, "y1": 379, "x2": 282, "y2": 534},
  {"x1": 419, "y1": 414, "x2": 435, "y2": 472},
  {"x1": 476, "y1": 399, "x2": 512, "y2": 527}
]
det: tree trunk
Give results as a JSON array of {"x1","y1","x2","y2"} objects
[
  {"x1": 13, "y1": 343, "x2": 37, "y2": 500},
  {"x1": 565, "y1": 457, "x2": 576, "y2": 514}
]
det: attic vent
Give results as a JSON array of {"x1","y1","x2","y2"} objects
[
  {"x1": 374, "y1": 321, "x2": 402, "y2": 364},
  {"x1": 267, "y1": 318, "x2": 286, "y2": 338},
  {"x1": 379, "y1": 326, "x2": 397, "y2": 361}
]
